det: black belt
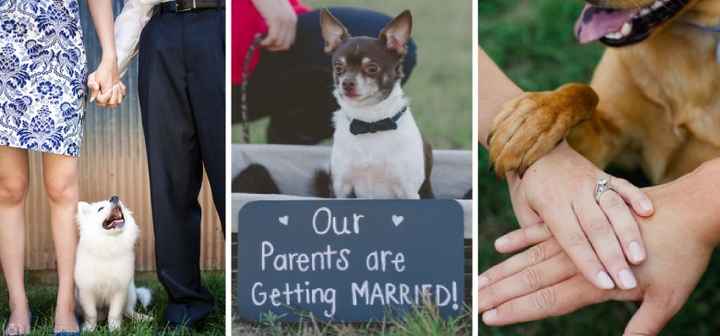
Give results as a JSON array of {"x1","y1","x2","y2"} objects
[{"x1": 159, "y1": 0, "x2": 225, "y2": 13}]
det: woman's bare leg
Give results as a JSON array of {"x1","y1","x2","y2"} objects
[
  {"x1": 0, "y1": 147, "x2": 30, "y2": 333},
  {"x1": 42, "y1": 153, "x2": 80, "y2": 332}
]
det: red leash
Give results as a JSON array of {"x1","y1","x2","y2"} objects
[{"x1": 240, "y1": 34, "x2": 265, "y2": 144}]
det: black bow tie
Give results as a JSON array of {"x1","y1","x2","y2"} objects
[{"x1": 349, "y1": 106, "x2": 407, "y2": 136}]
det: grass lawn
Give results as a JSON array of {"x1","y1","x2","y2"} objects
[
  {"x1": 478, "y1": 0, "x2": 720, "y2": 335},
  {"x1": 233, "y1": 303, "x2": 472, "y2": 336},
  {"x1": 233, "y1": 0, "x2": 473, "y2": 150},
  {"x1": 0, "y1": 272, "x2": 225, "y2": 335}
]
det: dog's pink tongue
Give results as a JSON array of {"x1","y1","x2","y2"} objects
[{"x1": 575, "y1": 5, "x2": 636, "y2": 43}]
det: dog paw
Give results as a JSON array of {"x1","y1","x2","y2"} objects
[
  {"x1": 108, "y1": 319, "x2": 122, "y2": 331},
  {"x1": 135, "y1": 312, "x2": 153, "y2": 322},
  {"x1": 81, "y1": 322, "x2": 97, "y2": 332},
  {"x1": 487, "y1": 83, "x2": 598, "y2": 177}
]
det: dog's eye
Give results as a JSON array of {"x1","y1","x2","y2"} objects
[
  {"x1": 365, "y1": 64, "x2": 379, "y2": 75},
  {"x1": 334, "y1": 64, "x2": 344, "y2": 75},
  {"x1": 97, "y1": 207, "x2": 104, "y2": 212}
]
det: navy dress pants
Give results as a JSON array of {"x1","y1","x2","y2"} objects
[{"x1": 138, "y1": 6, "x2": 226, "y2": 325}]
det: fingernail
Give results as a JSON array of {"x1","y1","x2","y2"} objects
[
  {"x1": 619, "y1": 269, "x2": 637, "y2": 289},
  {"x1": 494, "y1": 237, "x2": 509, "y2": 249},
  {"x1": 482, "y1": 309, "x2": 498, "y2": 324},
  {"x1": 478, "y1": 276, "x2": 489, "y2": 289},
  {"x1": 596, "y1": 271, "x2": 615, "y2": 289},
  {"x1": 640, "y1": 200, "x2": 653, "y2": 213},
  {"x1": 629, "y1": 241, "x2": 645, "y2": 263}
]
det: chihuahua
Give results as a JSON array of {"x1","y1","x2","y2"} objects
[{"x1": 319, "y1": 9, "x2": 433, "y2": 199}]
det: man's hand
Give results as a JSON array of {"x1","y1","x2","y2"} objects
[
  {"x1": 88, "y1": 55, "x2": 125, "y2": 108},
  {"x1": 253, "y1": 0, "x2": 298, "y2": 51},
  {"x1": 491, "y1": 141, "x2": 654, "y2": 291},
  {"x1": 478, "y1": 165, "x2": 719, "y2": 335}
]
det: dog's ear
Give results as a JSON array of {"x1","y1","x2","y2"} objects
[
  {"x1": 320, "y1": 9, "x2": 350, "y2": 53},
  {"x1": 379, "y1": 10, "x2": 412, "y2": 56}
]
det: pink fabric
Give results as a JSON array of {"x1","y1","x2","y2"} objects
[{"x1": 232, "y1": 0, "x2": 311, "y2": 85}]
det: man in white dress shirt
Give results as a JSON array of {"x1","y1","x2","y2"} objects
[{"x1": 109, "y1": 0, "x2": 226, "y2": 330}]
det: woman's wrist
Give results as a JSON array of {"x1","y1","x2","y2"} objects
[
  {"x1": 101, "y1": 50, "x2": 117, "y2": 64},
  {"x1": 478, "y1": 48, "x2": 523, "y2": 148},
  {"x1": 691, "y1": 159, "x2": 720, "y2": 246},
  {"x1": 531, "y1": 139, "x2": 575, "y2": 167},
  {"x1": 504, "y1": 140, "x2": 573, "y2": 181}
]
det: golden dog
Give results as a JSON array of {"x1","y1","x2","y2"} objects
[{"x1": 488, "y1": 0, "x2": 720, "y2": 183}]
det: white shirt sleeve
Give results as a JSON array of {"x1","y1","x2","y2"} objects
[{"x1": 115, "y1": 0, "x2": 162, "y2": 77}]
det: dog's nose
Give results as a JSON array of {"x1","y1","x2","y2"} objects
[
  {"x1": 109, "y1": 195, "x2": 119, "y2": 204},
  {"x1": 342, "y1": 80, "x2": 356, "y2": 92}
]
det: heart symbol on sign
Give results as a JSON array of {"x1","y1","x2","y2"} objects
[
  {"x1": 278, "y1": 216, "x2": 289, "y2": 226},
  {"x1": 392, "y1": 215, "x2": 404, "y2": 227}
]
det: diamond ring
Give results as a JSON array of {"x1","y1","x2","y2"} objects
[{"x1": 595, "y1": 177, "x2": 612, "y2": 201}]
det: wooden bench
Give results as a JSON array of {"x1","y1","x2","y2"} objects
[{"x1": 230, "y1": 144, "x2": 473, "y2": 314}]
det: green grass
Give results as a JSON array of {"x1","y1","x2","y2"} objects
[
  {"x1": 233, "y1": 303, "x2": 472, "y2": 335},
  {"x1": 233, "y1": 0, "x2": 473, "y2": 150},
  {"x1": 478, "y1": 0, "x2": 720, "y2": 335},
  {"x1": 0, "y1": 272, "x2": 225, "y2": 335}
]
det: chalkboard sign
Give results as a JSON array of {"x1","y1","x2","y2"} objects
[{"x1": 236, "y1": 200, "x2": 464, "y2": 322}]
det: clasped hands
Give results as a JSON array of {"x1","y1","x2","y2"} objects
[
  {"x1": 87, "y1": 56, "x2": 125, "y2": 108},
  {"x1": 480, "y1": 141, "x2": 719, "y2": 335}
]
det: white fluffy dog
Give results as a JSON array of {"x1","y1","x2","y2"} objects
[{"x1": 75, "y1": 196, "x2": 152, "y2": 331}]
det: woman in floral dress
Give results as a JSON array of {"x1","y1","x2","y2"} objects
[{"x1": 0, "y1": 0, "x2": 124, "y2": 334}]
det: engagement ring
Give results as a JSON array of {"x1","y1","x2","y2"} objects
[{"x1": 595, "y1": 177, "x2": 611, "y2": 201}]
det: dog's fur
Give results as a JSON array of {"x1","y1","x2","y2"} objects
[
  {"x1": 232, "y1": 163, "x2": 281, "y2": 194},
  {"x1": 75, "y1": 197, "x2": 152, "y2": 331},
  {"x1": 488, "y1": 0, "x2": 720, "y2": 183},
  {"x1": 320, "y1": 9, "x2": 433, "y2": 199}
]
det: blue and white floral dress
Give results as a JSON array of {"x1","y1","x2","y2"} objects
[{"x1": 0, "y1": 0, "x2": 86, "y2": 157}]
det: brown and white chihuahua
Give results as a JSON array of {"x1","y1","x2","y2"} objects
[{"x1": 319, "y1": 9, "x2": 433, "y2": 199}]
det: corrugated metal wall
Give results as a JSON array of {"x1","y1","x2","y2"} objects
[{"x1": 22, "y1": 1, "x2": 225, "y2": 271}]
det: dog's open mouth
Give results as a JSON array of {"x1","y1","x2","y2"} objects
[
  {"x1": 102, "y1": 206, "x2": 125, "y2": 230},
  {"x1": 575, "y1": 0, "x2": 690, "y2": 47}
]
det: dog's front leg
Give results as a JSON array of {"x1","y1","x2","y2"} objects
[
  {"x1": 107, "y1": 291, "x2": 128, "y2": 331},
  {"x1": 333, "y1": 178, "x2": 353, "y2": 199},
  {"x1": 394, "y1": 185, "x2": 420, "y2": 199},
  {"x1": 392, "y1": 178, "x2": 421, "y2": 199},
  {"x1": 77, "y1": 289, "x2": 98, "y2": 332}
]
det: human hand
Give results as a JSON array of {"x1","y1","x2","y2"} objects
[
  {"x1": 88, "y1": 55, "x2": 125, "y2": 108},
  {"x1": 491, "y1": 141, "x2": 654, "y2": 291},
  {"x1": 252, "y1": 0, "x2": 298, "y2": 51},
  {"x1": 478, "y1": 166, "x2": 719, "y2": 335}
]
